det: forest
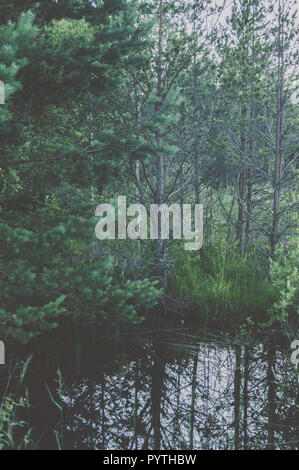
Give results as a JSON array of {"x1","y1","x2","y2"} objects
[{"x1": 0, "y1": 0, "x2": 298, "y2": 451}]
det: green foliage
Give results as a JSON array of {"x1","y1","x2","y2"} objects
[
  {"x1": 0, "y1": 357, "x2": 33, "y2": 450},
  {"x1": 0, "y1": 395, "x2": 33, "y2": 450},
  {"x1": 0, "y1": 11, "x2": 35, "y2": 124},
  {"x1": 0, "y1": 1, "x2": 159, "y2": 345},
  {"x1": 0, "y1": 0, "x2": 297, "y2": 348},
  {"x1": 266, "y1": 244, "x2": 299, "y2": 331},
  {"x1": 168, "y1": 241, "x2": 277, "y2": 326},
  {"x1": 0, "y1": 206, "x2": 161, "y2": 343}
]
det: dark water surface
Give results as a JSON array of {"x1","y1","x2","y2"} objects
[{"x1": 1, "y1": 328, "x2": 299, "y2": 450}]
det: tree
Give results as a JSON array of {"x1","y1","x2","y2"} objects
[{"x1": 0, "y1": 1, "x2": 160, "y2": 344}]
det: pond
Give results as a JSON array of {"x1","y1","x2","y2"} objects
[{"x1": 1, "y1": 327, "x2": 298, "y2": 450}]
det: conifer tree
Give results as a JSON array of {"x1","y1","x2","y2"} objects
[{"x1": 0, "y1": 1, "x2": 159, "y2": 343}]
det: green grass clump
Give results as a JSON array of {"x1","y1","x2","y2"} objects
[{"x1": 168, "y1": 241, "x2": 278, "y2": 327}]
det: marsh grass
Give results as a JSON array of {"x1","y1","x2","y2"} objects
[
  {"x1": 0, "y1": 356, "x2": 33, "y2": 450},
  {"x1": 168, "y1": 241, "x2": 278, "y2": 326}
]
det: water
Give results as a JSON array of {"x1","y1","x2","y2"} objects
[{"x1": 1, "y1": 328, "x2": 298, "y2": 449}]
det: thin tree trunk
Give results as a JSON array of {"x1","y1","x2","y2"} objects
[
  {"x1": 151, "y1": 343, "x2": 165, "y2": 450},
  {"x1": 189, "y1": 352, "x2": 198, "y2": 449},
  {"x1": 194, "y1": 146, "x2": 200, "y2": 205},
  {"x1": 234, "y1": 346, "x2": 242, "y2": 450},
  {"x1": 271, "y1": 0, "x2": 284, "y2": 259},
  {"x1": 154, "y1": 0, "x2": 166, "y2": 290},
  {"x1": 133, "y1": 359, "x2": 139, "y2": 449},
  {"x1": 101, "y1": 373, "x2": 106, "y2": 449},
  {"x1": 245, "y1": 103, "x2": 254, "y2": 247},
  {"x1": 243, "y1": 347, "x2": 249, "y2": 449},
  {"x1": 267, "y1": 339, "x2": 276, "y2": 450},
  {"x1": 237, "y1": 105, "x2": 247, "y2": 254},
  {"x1": 173, "y1": 362, "x2": 181, "y2": 447}
]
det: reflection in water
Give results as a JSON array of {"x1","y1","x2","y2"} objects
[{"x1": 58, "y1": 330, "x2": 299, "y2": 450}]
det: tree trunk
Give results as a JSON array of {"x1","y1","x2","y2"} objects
[
  {"x1": 237, "y1": 105, "x2": 247, "y2": 254},
  {"x1": 234, "y1": 346, "x2": 242, "y2": 450},
  {"x1": 189, "y1": 351, "x2": 198, "y2": 449},
  {"x1": 243, "y1": 347, "x2": 249, "y2": 449},
  {"x1": 154, "y1": 0, "x2": 166, "y2": 291},
  {"x1": 194, "y1": 149, "x2": 200, "y2": 205},
  {"x1": 271, "y1": 0, "x2": 284, "y2": 259},
  {"x1": 151, "y1": 343, "x2": 165, "y2": 450},
  {"x1": 267, "y1": 339, "x2": 276, "y2": 449}
]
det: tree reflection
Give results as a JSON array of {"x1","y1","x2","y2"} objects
[{"x1": 59, "y1": 332, "x2": 298, "y2": 450}]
